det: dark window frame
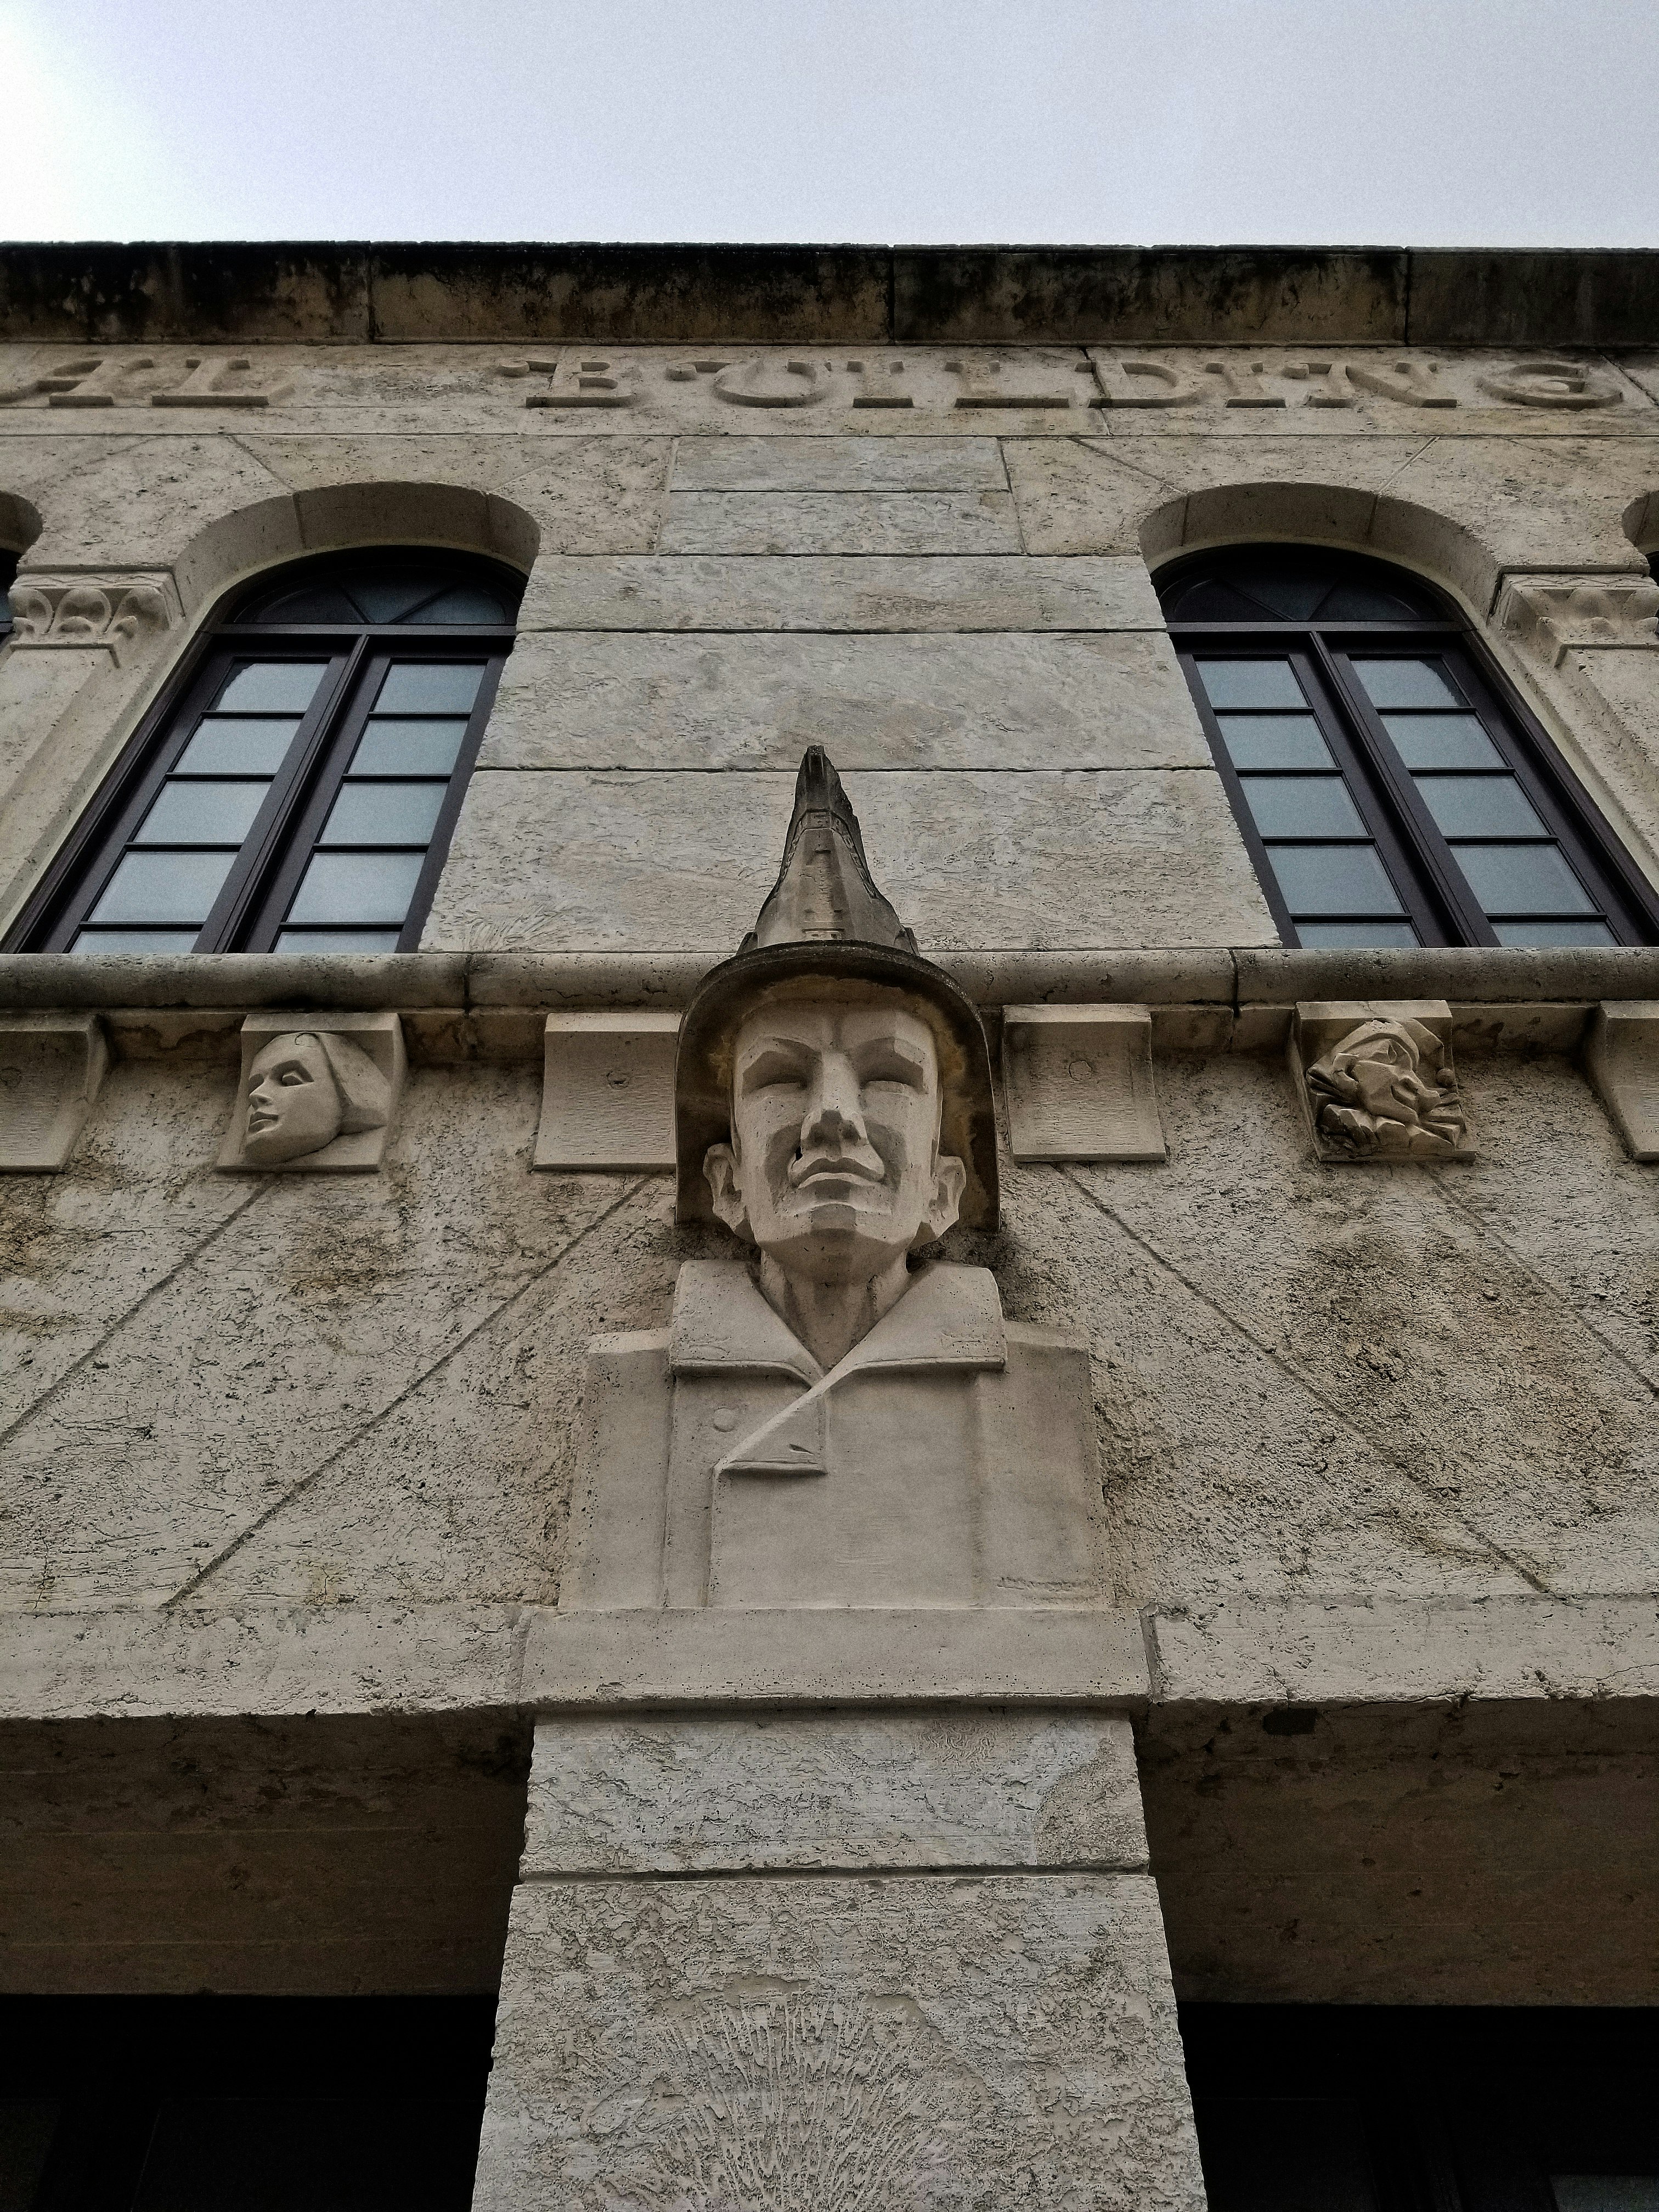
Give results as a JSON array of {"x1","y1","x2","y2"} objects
[
  {"x1": 4, "y1": 550, "x2": 522, "y2": 956},
  {"x1": 1162, "y1": 548, "x2": 1659, "y2": 950}
]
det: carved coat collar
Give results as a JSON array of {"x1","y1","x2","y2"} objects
[{"x1": 669, "y1": 1259, "x2": 1006, "y2": 1387}]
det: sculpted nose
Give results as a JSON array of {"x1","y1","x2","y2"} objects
[{"x1": 802, "y1": 1052, "x2": 865, "y2": 1146}]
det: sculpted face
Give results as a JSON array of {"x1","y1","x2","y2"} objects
[
  {"x1": 243, "y1": 1032, "x2": 343, "y2": 1165},
  {"x1": 704, "y1": 995, "x2": 966, "y2": 1285}
]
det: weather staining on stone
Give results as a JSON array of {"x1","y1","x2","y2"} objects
[
  {"x1": 218, "y1": 1012, "x2": 405, "y2": 1172},
  {"x1": 1302, "y1": 1014, "x2": 1470, "y2": 1161}
]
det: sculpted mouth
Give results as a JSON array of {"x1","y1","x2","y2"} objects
[
  {"x1": 790, "y1": 1152, "x2": 884, "y2": 1188},
  {"x1": 247, "y1": 1108, "x2": 278, "y2": 1131}
]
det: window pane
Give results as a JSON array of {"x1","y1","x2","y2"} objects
[
  {"x1": 134, "y1": 781, "x2": 270, "y2": 846},
  {"x1": 1215, "y1": 715, "x2": 1335, "y2": 771},
  {"x1": 88, "y1": 849, "x2": 238, "y2": 926},
  {"x1": 1241, "y1": 777, "x2": 1368, "y2": 839},
  {"x1": 1494, "y1": 919, "x2": 1618, "y2": 947},
  {"x1": 352, "y1": 718, "x2": 471, "y2": 776},
  {"x1": 1415, "y1": 775, "x2": 1547, "y2": 839},
  {"x1": 175, "y1": 718, "x2": 302, "y2": 776},
  {"x1": 274, "y1": 927, "x2": 404, "y2": 953},
  {"x1": 286, "y1": 850, "x2": 426, "y2": 926},
  {"x1": 1195, "y1": 659, "x2": 1306, "y2": 712},
  {"x1": 1296, "y1": 919, "x2": 1421, "y2": 948},
  {"x1": 1350, "y1": 657, "x2": 1466, "y2": 710},
  {"x1": 1453, "y1": 842, "x2": 1597, "y2": 916},
  {"x1": 375, "y1": 663, "x2": 484, "y2": 715},
  {"x1": 414, "y1": 585, "x2": 508, "y2": 623},
  {"x1": 1382, "y1": 713, "x2": 1505, "y2": 770},
  {"x1": 251, "y1": 585, "x2": 361, "y2": 624},
  {"x1": 355, "y1": 579, "x2": 448, "y2": 623},
  {"x1": 71, "y1": 927, "x2": 202, "y2": 954},
  {"x1": 1270, "y1": 844, "x2": 1406, "y2": 916},
  {"x1": 216, "y1": 661, "x2": 328, "y2": 713},
  {"x1": 320, "y1": 783, "x2": 448, "y2": 847}
]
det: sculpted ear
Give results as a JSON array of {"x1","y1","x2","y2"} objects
[
  {"x1": 703, "y1": 1142, "x2": 753, "y2": 1242},
  {"x1": 914, "y1": 1151, "x2": 967, "y2": 1248}
]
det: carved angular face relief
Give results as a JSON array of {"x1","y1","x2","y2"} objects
[
  {"x1": 704, "y1": 995, "x2": 967, "y2": 1343},
  {"x1": 1306, "y1": 1017, "x2": 1468, "y2": 1158},
  {"x1": 243, "y1": 1032, "x2": 344, "y2": 1165}
]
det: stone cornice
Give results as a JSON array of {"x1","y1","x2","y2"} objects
[
  {"x1": 1, "y1": 945, "x2": 1657, "y2": 1019},
  {"x1": 3, "y1": 244, "x2": 1659, "y2": 347}
]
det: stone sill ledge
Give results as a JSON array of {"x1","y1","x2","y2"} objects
[
  {"x1": 4, "y1": 1595, "x2": 1657, "y2": 1722},
  {"x1": 3, "y1": 947, "x2": 1656, "y2": 1062}
]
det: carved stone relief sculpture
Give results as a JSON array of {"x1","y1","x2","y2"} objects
[
  {"x1": 1498, "y1": 575, "x2": 1659, "y2": 667},
  {"x1": 218, "y1": 1012, "x2": 405, "y2": 1172},
  {"x1": 1291, "y1": 1000, "x2": 1474, "y2": 1161},
  {"x1": 0, "y1": 1014, "x2": 109, "y2": 1172},
  {"x1": 7, "y1": 575, "x2": 177, "y2": 664},
  {"x1": 563, "y1": 747, "x2": 1105, "y2": 1613}
]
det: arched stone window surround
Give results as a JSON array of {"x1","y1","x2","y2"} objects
[
  {"x1": 5, "y1": 534, "x2": 532, "y2": 956},
  {"x1": 0, "y1": 479, "x2": 540, "y2": 948},
  {"x1": 1152, "y1": 536, "x2": 1659, "y2": 950}
]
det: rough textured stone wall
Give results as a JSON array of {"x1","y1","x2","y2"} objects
[{"x1": 3, "y1": 1033, "x2": 1656, "y2": 1619}]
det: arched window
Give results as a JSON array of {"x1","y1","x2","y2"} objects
[
  {"x1": 1159, "y1": 545, "x2": 1659, "y2": 949},
  {"x1": 9, "y1": 551, "x2": 523, "y2": 955}
]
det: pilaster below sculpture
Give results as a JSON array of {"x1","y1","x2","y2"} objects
[
  {"x1": 0, "y1": 1015, "x2": 109, "y2": 1172},
  {"x1": 564, "y1": 746, "x2": 1105, "y2": 1614},
  {"x1": 534, "y1": 1012, "x2": 679, "y2": 1170},
  {"x1": 1291, "y1": 1000, "x2": 1474, "y2": 1161},
  {"x1": 217, "y1": 1013, "x2": 405, "y2": 1173},
  {"x1": 1584, "y1": 1001, "x2": 1659, "y2": 1161},
  {"x1": 1002, "y1": 1003, "x2": 1166, "y2": 1162}
]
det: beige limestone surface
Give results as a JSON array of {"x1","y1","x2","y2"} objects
[
  {"x1": 478, "y1": 629, "x2": 1206, "y2": 772},
  {"x1": 476, "y1": 1872, "x2": 1205, "y2": 2212},
  {"x1": 522, "y1": 1709, "x2": 1147, "y2": 1871},
  {"x1": 422, "y1": 768, "x2": 1278, "y2": 951}
]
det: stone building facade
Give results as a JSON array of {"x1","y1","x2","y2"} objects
[{"x1": 2, "y1": 244, "x2": 1658, "y2": 2211}]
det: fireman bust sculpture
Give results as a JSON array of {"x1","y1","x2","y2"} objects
[{"x1": 563, "y1": 748, "x2": 1105, "y2": 1613}]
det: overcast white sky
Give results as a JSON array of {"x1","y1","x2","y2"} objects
[{"x1": 4, "y1": 0, "x2": 1656, "y2": 246}]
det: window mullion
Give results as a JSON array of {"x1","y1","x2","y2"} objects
[
  {"x1": 197, "y1": 635, "x2": 367, "y2": 953},
  {"x1": 227, "y1": 640, "x2": 386, "y2": 953},
  {"x1": 1313, "y1": 635, "x2": 1495, "y2": 946}
]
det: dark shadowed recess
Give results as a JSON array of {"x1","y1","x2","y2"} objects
[
  {"x1": 1, "y1": 244, "x2": 1657, "y2": 346},
  {"x1": 0, "y1": 1996, "x2": 498, "y2": 2212},
  {"x1": 1182, "y1": 2005, "x2": 1659, "y2": 2212}
]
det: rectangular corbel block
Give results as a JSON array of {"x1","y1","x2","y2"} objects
[
  {"x1": 1291, "y1": 999, "x2": 1475, "y2": 1161},
  {"x1": 1584, "y1": 1001, "x2": 1659, "y2": 1160},
  {"x1": 535, "y1": 1012, "x2": 680, "y2": 1171},
  {"x1": 1001, "y1": 1004, "x2": 1165, "y2": 1161},
  {"x1": 218, "y1": 1012, "x2": 405, "y2": 1172},
  {"x1": 0, "y1": 1014, "x2": 109, "y2": 1171}
]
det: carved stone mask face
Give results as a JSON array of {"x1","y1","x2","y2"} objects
[
  {"x1": 704, "y1": 996, "x2": 966, "y2": 1282},
  {"x1": 244, "y1": 1032, "x2": 343, "y2": 1164}
]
